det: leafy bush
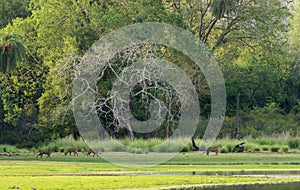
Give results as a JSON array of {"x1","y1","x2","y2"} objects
[
  {"x1": 225, "y1": 144, "x2": 234, "y2": 153},
  {"x1": 180, "y1": 146, "x2": 190, "y2": 153},
  {"x1": 243, "y1": 143, "x2": 255, "y2": 152},
  {"x1": 32, "y1": 137, "x2": 300, "y2": 154},
  {"x1": 271, "y1": 146, "x2": 280, "y2": 152},
  {"x1": 288, "y1": 138, "x2": 300, "y2": 149},
  {"x1": 281, "y1": 146, "x2": 289, "y2": 153},
  {"x1": 110, "y1": 143, "x2": 127, "y2": 152},
  {"x1": 220, "y1": 147, "x2": 228, "y2": 153},
  {"x1": 0, "y1": 144, "x2": 29, "y2": 153},
  {"x1": 262, "y1": 146, "x2": 269, "y2": 151},
  {"x1": 154, "y1": 140, "x2": 184, "y2": 152}
]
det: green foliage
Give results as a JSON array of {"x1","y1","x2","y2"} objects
[
  {"x1": 180, "y1": 146, "x2": 190, "y2": 153},
  {"x1": 0, "y1": 0, "x2": 30, "y2": 28},
  {"x1": 243, "y1": 143, "x2": 255, "y2": 152},
  {"x1": 282, "y1": 146, "x2": 289, "y2": 153},
  {"x1": 220, "y1": 147, "x2": 228, "y2": 153},
  {"x1": 0, "y1": 62, "x2": 46, "y2": 126},
  {"x1": 0, "y1": 144, "x2": 29, "y2": 153},
  {"x1": 0, "y1": 124, "x2": 49, "y2": 148},
  {"x1": 210, "y1": 0, "x2": 238, "y2": 19},
  {"x1": 288, "y1": 138, "x2": 300, "y2": 149},
  {"x1": 209, "y1": 112, "x2": 300, "y2": 138},
  {"x1": 271, "y1": 146, "x2": 280, "y2": 152},
  {"x1": 290, "y1": 1, "x2": 300, "y2": 51},
  {"x1": 40, "y1": 136, "x2": 300, "y2": 154},
  {"x1": 0, "y1": 0, "x2": 297, "y2": 141},
  {"x1": 262, "y1": 146, "x2": 269, "y2": 151},
  {"x1": 39, "y1": 138, "x2": 89, "y2": 153},
  {"x1": 0, "y1": 33, "x2": 26, "y2": 73}
]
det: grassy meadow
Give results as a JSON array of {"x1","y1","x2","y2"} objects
[
  {"x1": 1, "y1": 156, "x2": 300, "y2": 189},
  {"x1": 1, "y1": 137, "x2": 300, "y2": 189}
]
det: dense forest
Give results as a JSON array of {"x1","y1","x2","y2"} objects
[{"x1": 0, "y1": 0, "x2": 299, "y2": 147}]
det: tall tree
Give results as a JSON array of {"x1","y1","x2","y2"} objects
[
  {"x1": 0, "y1": 33, "x2": 26, "y2": 73},
  {"x1": 286, "y1": 0, "x2": 300, "y2": 113},
  {"x1": 0, "y1": 0, "x2": 31, "y2": 29},
  {"x1": 165, "y1": 0, "x2": 291, "y2": 52}
]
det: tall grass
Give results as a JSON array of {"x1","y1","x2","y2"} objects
[
  {"x1": 0, "y1": 144, "x2": 29, "y2": 153},
  {"x1": 38, "y1": 139, "x2": 89, "y2": 153},
  {"x1": 26, "y1": 136, "x2": 300, "y2": 154}
]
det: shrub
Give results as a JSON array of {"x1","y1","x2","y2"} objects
[
  {"x1": 253, "y1": 147, "x2": 260, "y2": 152},
  {"x1": 262, "y1": 146, "x2": 269, "y2": 151},
  {"x1": 220, "y1": 147, "x2": 228, "y2": 153},
  {"x1": 180, "y1": 146, "x2": 190, "y2": 153},
  {"x1": 31, "y1": 147, "x2": 37, "y2": 153},
  {"x1": 110, "y1": 144, "x2": 127, "y2": 152},
  {"x1": 243, "y1": 143, "x2": 255, "y2": 152},
  {"x1": 271, "y1": 146, "x2": 280, "y2": 152},
  {"x1": 155, "y1": 142, "x2": 179, "y2": 152},
  {"x1": 281, "y1": 146, "x2": 289, "y2": 153},
  {"x1": 0, "y1": 145, "x2": 29, "y2": 153},
  {"x1": 288, "y1": 138, "x2": 300, "y2": 149},
  {"x1": 59, "y1": 147, "x2": 65, "y2": 152},
  {"x1": 235, "y1": 146, "x2": 245, "y2": 152},
  {"x1": 225, "y1": 144, "x2": 234, "y2": 153}
]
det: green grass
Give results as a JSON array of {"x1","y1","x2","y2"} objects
[
  {"x1": 34, "y1": 137, "x2": 300, "y2": 154},
  {"x1": 2, "y1": 175, "x2": 298, "y2": 190},
  {"x1": 1, "y1": 152, "x2": 300, "y2": 189},
  {"x1": 2, "y1": 152, "x2": 300, "y2": 165},
  {"x1": 1, "y1": 138, "x2": 300, "y2": 189},
  {"x1": 0, "y1": 160, "x2": 300, "y2": 189}
]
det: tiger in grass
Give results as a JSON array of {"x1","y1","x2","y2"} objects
[
  {"x1": 206, "y1": 145, "x2": 222, "y2": 156},
  {"x1": 36, "y1": 150, "x2": 55, "y2": 158}
]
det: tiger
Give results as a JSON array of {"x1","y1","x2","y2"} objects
[
  {"x1": 64, "y1": 148, "x2": 79, "y2": 156},
  {"x1": 206, "y1": 145, "x2": 222, "y2": 156},
  {"x1": 86, "y1": 148, "x2": 100, "y2": 157},
  {"x1": 36, "y1": 150, "x2": 54, "y2": 158}
]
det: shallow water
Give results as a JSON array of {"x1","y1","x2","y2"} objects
[
  {"x1": 151, "y1": 170, "x2": 300, "y2": 176},
  {"x1": 199, "y1": 181, "x2": 300, "y2": 190}
]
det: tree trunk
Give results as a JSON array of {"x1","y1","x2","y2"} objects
[
  {"x1": 127, "y1": 123, "x2": 134, "y2": 141},
  {"x1": 235, "y1": 92, "x2": 240, "y2": 139},
  {"x1": 166, "y1": 100, "x2": 173, "y2": 139}
]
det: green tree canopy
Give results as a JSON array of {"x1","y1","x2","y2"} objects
[
  {"x1": 0, "y1": 0, "x2": 31, "y2": 29},
  {"x1": 0, "y1": 33, "x2": 26, "y2": 73}
]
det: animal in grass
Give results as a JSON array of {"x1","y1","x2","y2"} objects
[
  {"x1": 232, "y1": 142, "x2": 246, "y2": 152},
  {"x1": 36, "y1": 150, "x2": 54, "y2": 158},
  {"x1": 64, "y1": 148, "x2": 79, "y2": 156},
  {"x1": 86, "y1": 148, "x2": 100, "y2": 157},
  {"x1": 191, "y1": 137, "x2": 199, "y2": 151},
  {"x1": 206, "y1": 145, "x2": 222, "y2": 156}
]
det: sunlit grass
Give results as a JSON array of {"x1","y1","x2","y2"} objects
[
  {"x1": 1, "y1": 160, "x2": 300, "y2": 175},
  {"x1": 1, "y1": 160, "x2": 300, "y2": 189},
  {"x1": 1, "y1": 175, "x2": 298, "y2": 190},
  {"x1": 1, "y1": 144, "x2": 300, "y2": 189}
]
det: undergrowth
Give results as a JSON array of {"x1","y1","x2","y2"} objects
[{"x1": 31, "y1": 136, "x2": 300, "y2": 154}]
